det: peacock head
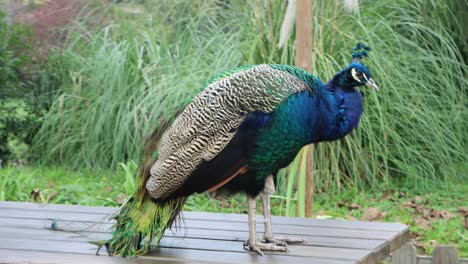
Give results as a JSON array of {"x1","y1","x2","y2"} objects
[{"x1": 334, "y1": 43, "x2": 379, "y2": 91}]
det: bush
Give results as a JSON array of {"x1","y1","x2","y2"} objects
[{"x1": 0, "y1": 12, "x2": 61, "y2": 165}]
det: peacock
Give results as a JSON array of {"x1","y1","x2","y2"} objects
[{"x1": 104, "y1": 43, "x2": 379, "y2": 256}]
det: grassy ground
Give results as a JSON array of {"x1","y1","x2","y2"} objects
[{"x1": 1, "y1": 165, "x2": 466, "y2": 257}]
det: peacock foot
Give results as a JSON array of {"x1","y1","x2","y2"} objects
[
  {"x1": 243, "y1": 239, "x2": 289, "y2": 256},
  {"x1": 90, "y1": 240, "x2": 113, "y2": 256},
  {"x1": 263, "y1": 235, "x2": 306, "y2": 246}
]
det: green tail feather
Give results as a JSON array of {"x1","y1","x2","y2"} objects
[
  {"x1": 108, "y1": 114, "x2": 188, "y2": 256},
  {"x1": 109, "y1": 195, "x2": 186, "y2": 256}
]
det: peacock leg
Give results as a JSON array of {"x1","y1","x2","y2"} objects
[
  {"x1": 243, "y1": 195, "x2": 288, "y2": 255},
  {"x1": 262, "y1": 175, "x2": 306, "y2": 245},
  {"x1": 91, "y1": 240, "x2": 112, "y2": 256}
]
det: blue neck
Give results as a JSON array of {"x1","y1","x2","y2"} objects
[{"x1": 320, "y1": 80, "x2": 363, "y2": 141}]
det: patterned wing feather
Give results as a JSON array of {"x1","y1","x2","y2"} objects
[{"x1": 146, "y1": 64, "x2": 311, "y2": 199}]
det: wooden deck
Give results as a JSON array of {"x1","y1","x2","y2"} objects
[{"x1": 0, "y1": 201, "x2": 410, "y2": 264}]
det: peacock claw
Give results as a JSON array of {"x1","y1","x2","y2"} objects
[
  {"x1": 263, "y1": 236, "x2": 306, "y2": 246},
  {"x1": 243, "y1": 240, "x2": 289, "y2": 256}
]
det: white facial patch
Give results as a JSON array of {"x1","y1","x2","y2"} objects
[
  {"x1": 351, "y1": 68, "x2": 361, "y2": 83},
  {"x1": 363, "y1": 73, "x2": 369, "y2": 82}
]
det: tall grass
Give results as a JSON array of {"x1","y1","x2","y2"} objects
[
  {"x1": 34, "y1": 2, "x2": 247, "y2": 167},
  {"x1": 34, "y1": 0, "x2": 466, "y2": 199}
]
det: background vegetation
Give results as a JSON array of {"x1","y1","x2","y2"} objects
[
  {"x1": 30, "y1": 0, "x2": 467, "y2": 192},
  {"x1": 0, "y1": 0, "x2": 466, "y2": 257}
]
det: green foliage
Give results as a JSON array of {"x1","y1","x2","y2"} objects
[
  {"x1": 118, "y1": 160, "x2": 138, "y2": 195},
  {"x1": 33, "y1": 2, "x2": 247, "y2": 168},
  {"x1": 33, "y1": 0, "x2": 466, "y2": 192},
  {"x1": 0, "y1": 164, "x2": 134, "y2": 206},
  {"x1": 0, "y1": 13, "x2": 32, "y2": 91},
  {"x1": 0, "y1": 11, "x2": 64, "y2": 164},
  {"x1": 309, "y1": 183, "x2": 468, "y2": 257},
  {"x1": 0, "y1": 11, "x2": 35, "y2": 163}
]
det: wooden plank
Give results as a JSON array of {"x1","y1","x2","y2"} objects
[
  {"x1": 0, "y1": 238, "x2": 354, "y2": 264},
  {"x1": 0, "y1": 202, "x2": 407, "y2": 231},
  {"x1": 386, "y1": 255, "x2": 468, "y2": 264},
  {"x1": 392, "y1": 242, "x2": 416, "y2": 264},
  {"x1": 0, "y1": 212, "x2": 400, "y2": 241},
  {"x1": 432, "y1": 245, "x2": 458, "y2": 264},
  {"x1": 158, "y1": 239, "x2": 370, "y2": 260},
  {"x1": 0, "y1": 208, "x2": 116, "y2": 223},
  {"x1": 0, "y1": 213, "x2": 374, "y2": 262},
  {"x1": 0, "y1": 216, "x2": 372, "y2": 263},
  {"x1": 0, "y1": 206, "x2": 403, "y2": 238},
  {"x1": 359, "y1": 226, "x2": 410, "y2": 264},
  {"x1": 0, "y1": 249, "x2": 196, "y2": 264},
  {"x1": 358, "y1": 243, "x2": 390, "y2": 264},
  {"x1": 0, "y1": 224, "x2": 373, "y2": 260},
  {"x1": 0, "y1": 232, "x2": 371, "y2": 260},
  {"x1": 149, "y1": 247, "x2": 355, "y2": 264},
  {"x1": 0, "y1": 201, "x2": 412, "y2": 264},
  {"x1": 0, "y1": 201, "x2": 117, "y2": 214},
  {"x1": 0, "y1": 226, "x2": 385, "y2": 250},
  {"x1": 0, "y1": 217, "x2": 114, "y2": 232},
  {"x1": 387, "y1": 225, "x2": 411, "y2": 252}
]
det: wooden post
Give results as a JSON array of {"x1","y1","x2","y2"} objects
[
  {"x1": 295, "y1": 0, "x2": 314, "y2": 218},
  {"x1": 432, "y1": 245, "x2": 458, "y2": 264},
  {"x1": 392, "y1": 242, "x2": 416, "y2": 264},
  {"x1": 295, "y1": 0, "x2": 313, "y2": 71}
]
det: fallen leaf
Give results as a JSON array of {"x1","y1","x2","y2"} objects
[
  {"x1": 428, "y1": 209, "x2": 453, "y2": 220},
  {"x1": 414, "y1": 195, "x2": 423, "y2": 203},
  {"x1": 361, "y1": 207, "x2": 384, "y2": 221},
  {"x1": 338, "y1": 201, "x2": 361, "y2": 210},
  {"x1": 402, "y1": 201, "x2": 418, "y2": 208},
  {"x1": 415, "y1": 205, "x2": 427, "y2": 215},
  {"x1": 414, "y1": 217, "x2": 430, "y2": 230}
]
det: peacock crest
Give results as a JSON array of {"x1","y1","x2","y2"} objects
[{"x1": 351, "y1": 42, "x2": 372, "y2": 61}]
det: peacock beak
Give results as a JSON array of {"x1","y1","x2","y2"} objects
[{"x1": 366, "y1": 78, "x2": 379, "y2": 91}]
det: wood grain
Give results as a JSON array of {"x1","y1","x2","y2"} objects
[
  {"x1": 0, "y1": 201, "x2": 410, "y2": 264},
  {"x1": 392, "y1": 242, "x2": 416, "y2": 264}
]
